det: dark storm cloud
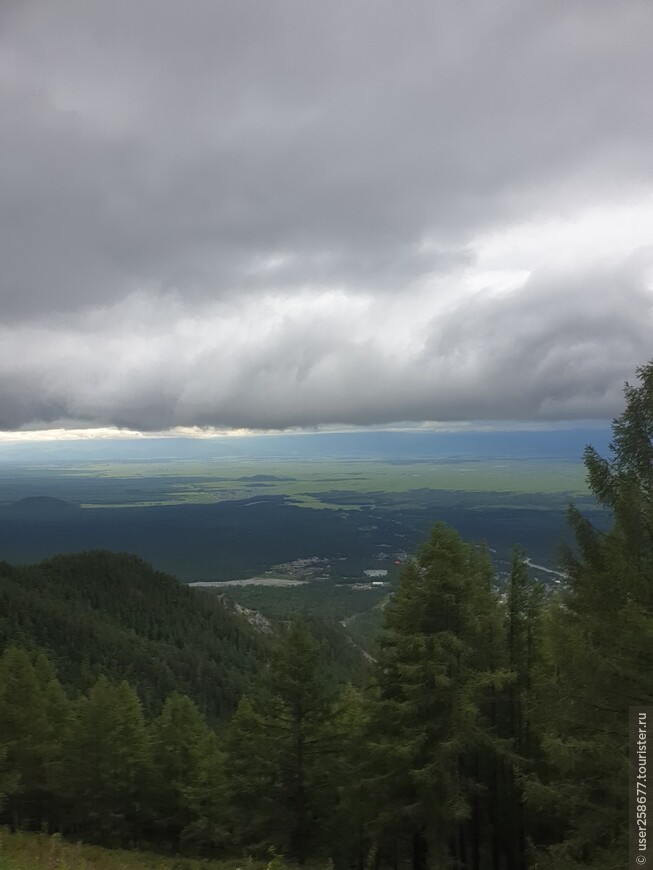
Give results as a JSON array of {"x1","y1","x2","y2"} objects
[
  {"x1": 0, "y1": 0, "x2": 652, "y2": 429},
  {"x1": 0, "y1": 249, "x2": 650, "y2": 431}
]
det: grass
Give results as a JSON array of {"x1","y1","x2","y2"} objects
[
  {"x1": 6, "y1": 458, "x2": 590, "y2": 511},
  {"x1": 0, "y1": 829, "x2": 271, "y2": 870},
  {"x1": 285, "y1": 495, "x2": 360, "y2": 511}
]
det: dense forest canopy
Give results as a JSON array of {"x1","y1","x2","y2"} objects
[{"x1": 0, "y1": 551, "x2": 269, "y2": 722}]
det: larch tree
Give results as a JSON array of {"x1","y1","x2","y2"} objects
[
  {"x1": 529, "y1": 360, "x2": 653, "y2": 868},
  {"x1": 502, "y1": 546, "x2": 545, "y2": 870},
  {"x1": 224, "y1": 619, "x2": 341, "y2": 865},
  {"x1": 62, "y1": 676, "x2": 152, "y2": 846},
  {"x1": 150, "y1": 691, "x2": 227, "y2": 851},
  {"x1": 0, "y1": 646, "x2": 60, "y2": 831},
  {"x1": 368, "y1": 524, "x2": 509, "y2": 870}
]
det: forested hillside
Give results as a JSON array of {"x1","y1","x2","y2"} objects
[
  {"x1": 0, "y1": 362, "x2": 651, "y2": 869},
  {"x1": 0, "y1": 551, "x2": 270, "y2": 722}
]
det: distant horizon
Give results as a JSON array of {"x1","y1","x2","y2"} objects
[
  {"x1": 0, "y1": 424, "x2": 614, "y2": 463},
  {"x1": 0, "y1": 418, "x2": 614, "y2": 444}
]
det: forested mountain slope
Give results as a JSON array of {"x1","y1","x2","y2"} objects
[
  {"x1": 0, "y1": 550, "x2": 368, "y2": 722},
  {"x1": 0, "y1": 551, "x2": 269, "y2": 722}
]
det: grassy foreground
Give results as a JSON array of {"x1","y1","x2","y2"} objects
[{"x1": 0, "y1": 830, "x2": 271, "y2": 870}]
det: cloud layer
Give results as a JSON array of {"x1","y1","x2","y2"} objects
[{"x1": 1, "y1": 0, "x2": 652, "y2": 430}]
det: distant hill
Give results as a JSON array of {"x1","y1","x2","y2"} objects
[
  {"x1": 9, "y1": 496, "x2": 79, "y2": 513},
  {"x1": 0, "y1": 550, "x2": 268, "y2": 721}
]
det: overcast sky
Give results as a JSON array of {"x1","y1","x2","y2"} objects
[{"x1": 1, "y1": 0, "x2": 652, "y2": 434}]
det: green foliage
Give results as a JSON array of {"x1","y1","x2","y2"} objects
[
  {"x1": 0, "y1": 552, "x2": 369, "y2": 860},
  {"x1": 225, "y1": 620, "x2": 342, "y2": 864},
  {"x1": 150, "y1": 693, "x2": 228, "y2": 852},
  {"x1": 177, "y1": 731, "x2": 228, "y2": 854},
  {"x1": 0, "y1": 646, "x2": 68, "y2": 830},
  {"x1": 501, "y1": 547, "x2": 546, "y2": 869},
  {"x1": 217, "y1": 582, "x2": 387, "y2": 653},
  {"x1": 62, "y1": 676, "x2": 152, "y2": 846},
  {"x1": 0, "y1": 550, "x2": 269, "y2": 722},
  {"x1": 0, "y1": 746, "x2": 18, "y2": 815},
  {"x1": 528, "y1": 360, "x2": 653, "y2": 868},
  {"x1": 365, "y1": 524, "x2": 512, "y2": 868},
  {"x1": 0, "y1": 647, "x2": 237, "y2": 857},
  {"x1": 324, "y1": 685, "x2": 371, "y2": 870}
]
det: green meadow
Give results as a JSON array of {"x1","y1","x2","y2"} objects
[{"x1": 1, "y1": 458, "x2": 590, "y2": 510}]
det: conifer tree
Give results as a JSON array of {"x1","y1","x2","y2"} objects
[
  {"x1": 368, "y1": 524, "x2": 509, "y2": 870},
  {"x1": 326, "y1": 684, "x2": 372, "y2": 870},
  {"x1": 224, "y1": 619, "x2": 340, "y2": 864},
  {"x1": 62, "y1": 676, "x2": 152, "y2": 846},
  {"x1": 530, "y1": 360, "x2": 653, "y2": 868},
  {"x1": 502, "y1": 547, "x2": 544, "y2": 870},
  {"x1": 0, "y1": 646, "x2": 56, "y2": 830},
  {"x1": 150, "y1": 691, "x2": 226, "y2": 850},
  {"x1": 32, "y1": 652, "x2": 73, "y2": 830},
  {"x1": 177, "y1": 729, "x2": 228, "y2": 854},
  {"x1": 0, "y1": 745, "x2": 18, "y2": 814}
]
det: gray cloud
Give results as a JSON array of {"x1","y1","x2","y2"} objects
[
  {"x1": 0, "y1": 0, "x2": 652, "y2": 429},
  {"x1": 0, "y1": 251, "x2": 650, "y2": 430}
]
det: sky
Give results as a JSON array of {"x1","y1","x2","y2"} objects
[{"x1": 1, "y1": 0, "x2": 652, "y2": 437}]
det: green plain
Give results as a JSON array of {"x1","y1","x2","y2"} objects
[{"x1": 26, "y1": 458, "x2": 590, "y2": 510}]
